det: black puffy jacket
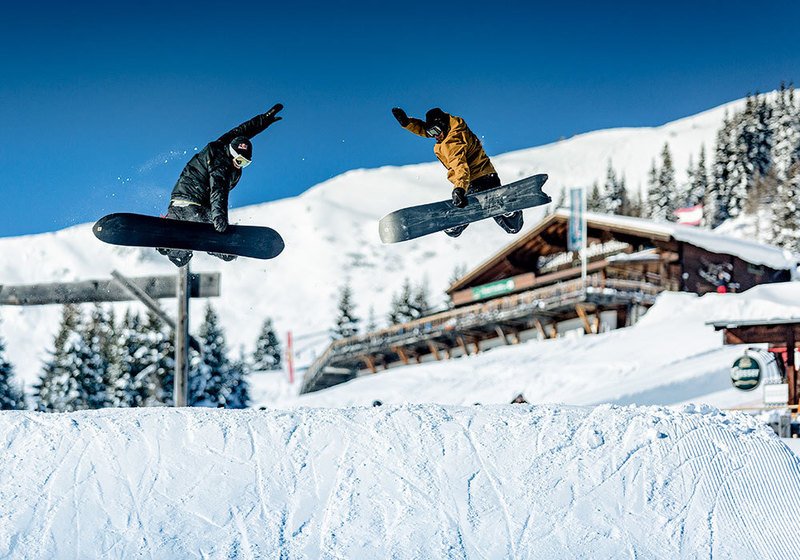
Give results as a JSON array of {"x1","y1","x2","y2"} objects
[{"x1": 169, "y1": 111, "x2": 277, "y2": 225}]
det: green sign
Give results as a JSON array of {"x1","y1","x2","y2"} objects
[
  {"x1": 471, "y1": 278, "x2": 516, "y2": 301},
  {"x1": 731, "y1": 355, "x2": 761, "y2": 391}
]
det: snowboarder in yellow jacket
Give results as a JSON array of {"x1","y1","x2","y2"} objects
[{"x1": 391, "y1": 107, "x2": 523, "y2": 237}]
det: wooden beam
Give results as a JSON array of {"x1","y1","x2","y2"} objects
[
  {"x1": 363, "y1": 355, "x2": 377, "y2": 374},
  {"x1": 495, "y1": 326, "x2": 510, "y2": 345},
  {"x1": 576, "y1": 305, "x2": 592, "y2": 334},
  {"x1": 394, "y1": 347, "x2": 410, "y2": 365},
  {"x1": 535, "y1": 319, "x2": 546, "y2": 340},
  {"x1": 111, "y1": 270, "x2": 203, "y2": 353},
  {"x1": 472, "y1": 339, "x2": 481, "y2": 354},
  {"x1": 549, "y1": 324, "x2": 559, "y2": 339},
  {"x1": 427, "y1": 341, "x2": 441, "y2": 361},
  {"x1": 0, "y1": 272, "x2": 220, "y2": 306},
  {"x1": 457, "y1": 336, "x2": 470, "y2": 356},
  {"x1": 593, "y1": 308, "x2": 602, "y2": 334},
  {"x1": 443, "y1": 344, "x2": 453, "y2": 359}
]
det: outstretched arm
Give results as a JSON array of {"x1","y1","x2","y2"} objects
[
  {"x1": 392, "y1": 107, "x2": 429, "y2": 138},
  {"x1": 217, "y1": 103, "x2": 284, "y2": 144}
]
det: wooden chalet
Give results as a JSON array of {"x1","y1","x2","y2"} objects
[{"x1": 301, "y1": 210, "x2": 795, "y2": 394}]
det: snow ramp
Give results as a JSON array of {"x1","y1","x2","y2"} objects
[{"x1": 0, "y1": 405, "x2": 798, "y2": 559}]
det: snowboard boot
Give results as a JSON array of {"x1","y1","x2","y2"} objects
[
  {"x1": 208, "y1": 252, "x2": 238, "y2": 262},
  {"x1": 494, "y1": 211, "x2": 524, "y2": 234},
  {"x1": 157, "y1": 247, "x2": 193, "y2": 267},
  {"x1": 444, "y1": 224, "x2": 469, "y2": 238}
]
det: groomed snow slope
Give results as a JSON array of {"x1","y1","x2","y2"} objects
[{"x1": 0, "y1": 405, "x2": 798, "y2": 559}]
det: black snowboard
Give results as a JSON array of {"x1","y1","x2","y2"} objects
[
  {"x1": 93, "y1": 213, "x2": 285, "y2": 260},
  {"x1": 378, "y1": 173, "x2": 550, "y2": 243}
]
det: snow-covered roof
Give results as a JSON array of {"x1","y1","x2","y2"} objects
[{"x1": 554, "y1": 209, "x2": 798, "y2": 271}]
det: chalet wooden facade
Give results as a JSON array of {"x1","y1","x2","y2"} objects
[{"x1": 301, "y1": 210, "x2": 795, "y2": 394}]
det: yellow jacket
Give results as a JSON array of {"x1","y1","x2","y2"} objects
[{"x1": 404, "y1": 114, "x2": 496, "y2": 190}]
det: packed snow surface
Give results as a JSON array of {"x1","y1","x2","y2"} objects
[{"x1": 0, "y1": 405, "x2": 798, "y2": 559}]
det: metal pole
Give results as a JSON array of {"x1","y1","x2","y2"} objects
[
  {"x1": 581, "y1": 186, "x2": 588, "y2": 294},
  {"x1": 174, "y1": 263, "x2": 191, "y2": 407}
]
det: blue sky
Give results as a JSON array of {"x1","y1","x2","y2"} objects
[{"x1": 1, "y1": 1, "x2": 798, "y2": 237}]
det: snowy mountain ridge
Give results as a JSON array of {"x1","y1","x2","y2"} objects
[{"x1": 0, "y1": 94, "x2": 752, "y2": 386}]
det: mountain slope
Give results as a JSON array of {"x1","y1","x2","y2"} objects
[{"x1": 0, "y1": 95, "x2": 750, "y2": 386}]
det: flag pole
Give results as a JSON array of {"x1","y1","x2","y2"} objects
[{"x1": 581, "y1": 186, "x2": 587, "y2": 294}]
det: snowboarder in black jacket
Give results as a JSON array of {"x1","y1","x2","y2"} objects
[{"x1": 159, "y1": 103, "x2": 283, "y2": 266}]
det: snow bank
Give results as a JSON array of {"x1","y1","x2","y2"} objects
[{"x1": 0, "y1": 405, "x2": 798, "y2": 559}]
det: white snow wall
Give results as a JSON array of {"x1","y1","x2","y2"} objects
[{"x1": 0, "y1": 405, "x2": 799, "y2": 559}]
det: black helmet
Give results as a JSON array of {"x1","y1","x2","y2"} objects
[
  {"x1": 229, "y1": 136, "x2": 253, "y2": 166},
  {"x1": 424, "y1": 108, "x2": 449, "y2": 138}
]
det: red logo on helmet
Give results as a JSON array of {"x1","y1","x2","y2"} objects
[{"x1": 238, "y1": 143, "x2": 248, "y2": 150}]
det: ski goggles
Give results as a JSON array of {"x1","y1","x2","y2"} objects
[
  {"x1": 426, "y1": 124, "x2": 444, "y2": 138},
  {"x1": 233, "y1": 154, "x2": 252, "y2": 168},
  {"x1": 229, "y1": 145, "x2": 252, "y2": 168}
]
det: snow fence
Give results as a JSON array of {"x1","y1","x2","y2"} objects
[{"x1": 0, "y1": 404, "x2": 798, "y2": 559}]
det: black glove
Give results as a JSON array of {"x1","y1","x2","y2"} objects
[
  {"x1": 392, "y1": 107, "x2": 410, "y2": 127},
  {"x1": 212, "y1": 216, "x2": 229, "y2": 233},
  {"x1": 451, "y1": 187, "x2": 468, "y2": 208},
  {"x1": 265, "y1": 103, "x2": 284, "y2": 125}
]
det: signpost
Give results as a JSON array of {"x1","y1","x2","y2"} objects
[
  {"x1": 0, "y1": 269, "x2": 220, "y2": 407},
  {"x1": 569, "y1": 187, "x2": 587, "y2": 291}
]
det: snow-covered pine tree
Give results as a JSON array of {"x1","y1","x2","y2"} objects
[
  {"x1": 659, "y1": 143, "x2": 678, "y2": 220},
  {"x1": 0, "y1": 318, "x2": 25, "y2": 410},
  {"x1": 729, "y1": 94, "x2": 774, "y2": 217},
  {"x1": 411, "y1": 279, "x2": 431, "y2": 318},
  {"x1": 448, "y1": 263, "x2": 468, "y2": 286},
  {"x1": 770, "y1": 83, "x2": 800, "y2": 181},
  {"x1": 110, "y1": 309, "x2": 156, "y2": 407},
  {"x1": 602, "y1": 160, "x2": 629, "y2": 215},
  {"x1": 222, "y1": 357, "x2": 249, "y2": 409},
  {"x1": 388, "y1": 278, "x2": 422, "y2": 324},
  {"x1": 770, "y1": 162, "x2": 800, "y2": 251},
  {"x1": 34, "y1": 304, "x2": 82, "y2": 412},
  {"x1": 554, "y1": 187, "x2": 566, "y2": 210},
  {"x1": 365, "y1": 306, "x2": 378, "y2": 332},
  {"x1": 64, "y1": 307, "x2": 112, "y2": 410},
  {"x1": 189, "y1": 303, "x2": 249, "y2": 408},
  {"x1": 252, "y1": 318, "x2": 282, "y2": 371},
  {"x1": 686, "y1": 145, "x2": 710, "y2": 208},
  {"x1": 81, "y1": 304, "x2": 116, "y2": 407},
  {"x1": 332, "y1": 283, "x2": 359, "y2": 339},
  {"x1": 587, "y1": 181, "x2": 603, "y2": 212},
  {"x1": 628, "y1": 184, "x2": 644, "y2": 218},
  {"x1": 710, "y1": 113, "x2": 737, "y2": 227},
  {"x1": 646, "y1": 154, "x2": 671, "y2": 222},
  {"x1": 143, "y1": 311, "x2": 175, "y2": 406}
]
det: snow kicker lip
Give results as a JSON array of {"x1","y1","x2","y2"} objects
[
  {"x1": 378, "y1": 173, "x2": 550, "y2": 243},
  {"x1": 1, "y1": 404, "x2": 797, "y2": 559}
]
